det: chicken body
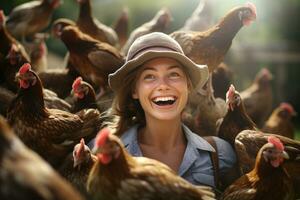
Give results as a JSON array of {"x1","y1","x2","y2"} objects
[
  {"x1": 212, "y1": 63, "x2": 233, "y2": 100},
  {"x1": 113, "y1": 7, "x2": 129, "y2": 48},
  {"x1": 0, "y1": 116, "x2": 84, "y2": 200},
  {"x1": 6, "y1": 0, "x2": 60, "y2": 40}
]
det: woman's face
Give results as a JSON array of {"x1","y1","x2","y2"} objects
[{"x1": 132, "y1": 57, "x2": 189, "y2": 121}]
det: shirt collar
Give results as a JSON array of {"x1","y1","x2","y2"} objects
[{"x1": 121, "y1": 124, "x2": 216, "y2": 175}]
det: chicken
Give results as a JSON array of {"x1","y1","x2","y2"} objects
[
  {"x1": 241, "y1": 68, "x2": 273, "y2": 127},
  {"x1": 7, "y1": 63, "x2": 102, "y2": 168},
  {"x1": 121, "y1": 8, "x2": 172, "y2": 54},
  {"x1": 183, "y1": 89, "x2": 227, "y2": 136},
  {"x1": 113, "y1": 7, "x2": 129, "y2": 48},
  {"x1": 0, "y1": 115, "x2": 84, "y2": 200},
  {"x1": 23, "y1": 33, "x2": 49, "y2": 72},
  {"x1": 221, "y1": 136, "x2": 294, "y2": 200},
  {"x1": 76, "y1": 0, "x2": 119, "y2": 47},
  {"x1": 0, "y1": 86, "x2": 15, "y2": 116},
  {"x1": 6, "y1": 0, "x2": 60, "y2": 41},
  {"x1": 218, "y1": 84, "x2": 257, "y2": 148},
  {"x1": 262, "y1": 102, "x2": 297, "y2": 139},
  {"x1": 180, "y1": 0, "x2": 214, "y2": 31},
  {"x1": 87, "y1": 128, "x2": 215, "y2": 200},
  {"x1": 59, "y1": 138, "x2": 97, "y2": 198},
  {"x1": 235, "y1": 130, "x2": 300, "y2": 198},
  {"x1": 71, "y1": 77, "x2": 98, "y2": 113},
  {"x1": 58, "y1": 25, "x2": 124, "y2": 91},
  {"x1": 171, "y1": 2, "x2": 256, "y2": 103},
  {"x1": 212, "y1": 63, "x2": 233, "y2": 100}
]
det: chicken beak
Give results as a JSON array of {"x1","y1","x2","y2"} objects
[
  {"x1": 282, "y1": 150, "x2": 289, "y2": 160},
  {"x1": 73, "y1": 159, "x2": 79, "y2": 168},
  {"x1": 15, "y1": 72, "x2": 21, "y2": 81}
]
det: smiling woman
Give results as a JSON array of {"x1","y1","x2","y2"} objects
[{"x1": 90, "y1": 32, "x2": 237, "y2": 192}]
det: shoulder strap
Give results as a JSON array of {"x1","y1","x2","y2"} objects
[{"x1": 203, "y1": 136, "x2": 222, "y2": 190}]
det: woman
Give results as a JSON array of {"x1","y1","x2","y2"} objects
[{"x1": 94, "y1": 32, "x2": 237, "y2": 189}]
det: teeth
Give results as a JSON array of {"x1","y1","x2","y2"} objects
[{"x1": 153, "y1": 96, "x2": 175, "y2": 102}]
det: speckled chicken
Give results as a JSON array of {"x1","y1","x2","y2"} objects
[
  {"x1": 6, "y1": 0, "x2": 60, "y2": 41},
  {"x1": 171, "y1": 2, "x2": 256, "y2": 103},
  {"x1": 7, "y1": 63, "x2": 102, "y2": 168},
  {"x1": 0, "y1": 115, "x2": 84, "y2": 200},
  {"x1": 221, "y1": 136, "x2": 294, "y2": 200},
  {"x1": 262, "y1": 103, "x2": 297, "y2": 139},
  {"x1": 76, "y1": 0, "x2": 119, "y2": 47},
  {"x1": 121, "y1": 8, "x2": 172, "y2": 54},
  {"x1": 240, "y1": 68, "x2": 273, "y2": 127}
]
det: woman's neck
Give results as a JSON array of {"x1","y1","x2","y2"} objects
[{"x1": 138, "y1": 117, "x2": 185, "y2": 152}]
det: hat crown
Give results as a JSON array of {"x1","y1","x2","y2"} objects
[{"x1": 126, "y1": 32, "x2": 184, "y2": 61}]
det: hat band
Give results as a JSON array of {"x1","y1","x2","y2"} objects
[{"x1": 128, "y1": 46, "x2": 181, "y2": 61}]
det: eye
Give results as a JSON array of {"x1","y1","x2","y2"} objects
[
  {"x1": 169, "y1": 72, "x2": 180, "y2": 78},
  {"x1": 143, "y1": 74, "x2": 156, "y2": 81}
]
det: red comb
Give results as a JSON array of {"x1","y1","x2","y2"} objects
[
  {"x1": 75, "y1": 138, "x2": 85, "y2": 157},
  {"x1": 280, "y1": 103, "x2": 295, "y2": 114},
  {"x1": 246, "y1": 2, "x2": 257, "y2": 18},
  {"x1": 226, "y1": 84, "x2": 235, "y2": 99},
  {"x1": 268, "y1": 136, "x2": 284, "y2": 151},
  {"x1": 19, "y1": 63, "x2": 31, "y2": 74},
  {"x1": 72, "y1": 77, "x2": 82, "y2": 90},
  {"x1": 95, "y1": 128, "x2": 111, "y2": 148}
]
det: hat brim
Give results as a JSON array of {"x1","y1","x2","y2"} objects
[{"x1": 109, "y1": 50, "x2": 209, "y2": 92}]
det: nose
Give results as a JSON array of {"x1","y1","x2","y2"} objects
[{"x1": 157, "y1": 77, "x2": 170, "y2": 91}]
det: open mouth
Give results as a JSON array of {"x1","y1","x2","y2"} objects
[{"x1": 152, "y1": 96, "x2": 177, "y2": 106}]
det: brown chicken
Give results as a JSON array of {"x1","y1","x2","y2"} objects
[
  {"x1": 121, "y1": 8, "x2": 172, "y2": 54},
  {"x1": 6, "y1": 0, "x2": 60, "y2": 41},
  {"x1": 212, "y1": 63, "x2": 233, "y2": 100},
  {"x1": 0, "y1": 116, "x2": 84, "y2": 200},
  {"x1": 180, "y1": 0, "x2": 214, "y2": 31},
  {"x1": 59, "y1": 138, "x2": 97, "y2": 198},
  {"x1": 71, "y1": 77, "x2": 98, "y2": 113},
  {"x1": 7, "y1": 63, "x2": 102, "y2": 168},
  {"x1": 221, "y1": 136, "x2": 294, "y2": 200},
  {"x1": 218, "y1": 85, "x2": 257, "y2": 148},
  {"x1": 240, "y1": 68, "x2": 273, "y2": 127},
  {"x1": 43, "y1": 88, "x2": 72, "y2": 112},
  {"x1": 171, "y1": 2, "x2": 256, "y2": 103},
  {"x1": 76, "y1": 0, "x2": 119, "y2": 47},
  {"x1": 262, "y1": 103, "x2": 297, "y2": 139},
  {"x1": 58, "y1": 25, "x2": 124, "y2": 91},
  {"x1": 235, "y1": 130, "x2": 300, "y2": 198},
  {"x1": 113, "y1": 7, "x2": 129, "y2": 48},
  {"x1": 183, "y1": 89, "x2": 227, "y2": 136},
  {"x1": 87, "y1": 128, "x2": 215, "y2": 200}
]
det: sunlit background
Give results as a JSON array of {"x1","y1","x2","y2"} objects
[{"x1": 1, "y1": 0, "x2": 300, "y2": 135}]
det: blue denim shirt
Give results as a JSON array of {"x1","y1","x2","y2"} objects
[{"x1": 120, "y1": 124, "x2": 236, "y2": 188}]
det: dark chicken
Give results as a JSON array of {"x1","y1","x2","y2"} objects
[
  {"x1": 76, "y1": 0, "x2": 119, "y2": 47},
  {"x1": 221, "y1": 136, "x2": 294, "y2": 200},
  {"x1": 59, "y1": 138, "x2": 97, "y2": 198},
  {"x1": 58, "y1": 25, "x2": 124, "y2": 91},
  {"x1": 218, "y1": 84, "x2": 257, "y2": 148},
  {"x1": 87, "y1": 128, "x2": 215, "y2": 200},
  {"x1": 113, "y1": 7, "x2": 129, "y2": 48},
  {"x1": 121, "y1": 8, "x2": 172, "y2": 54},
  {"x1": 240, "y1": 68, "x2": 273, "y2": 127},
  {"x1": 212, "y1": 63, "x2": 233, "y2": 100},
  {"x1": 7, "y1": 63, "x2": 102, "y2": 168},
  {"x1": 0, "y1": 86, "x2": 15, "y2": 117},
  {"x1": 262, "y1": 102, "x2": 297, "y2": 139},
  {"x1": 0, "y1": 116, "x2": 84, "y2": 200},
  {"x1": 171, "y1": 2, "x2": 256, "y2": 103},
  {"x1": 71, "y1": 77, "x2": 98, "y2": 113},
  {"x1": 6, "y1": 0, "x2": 60, "y2": 41}
]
